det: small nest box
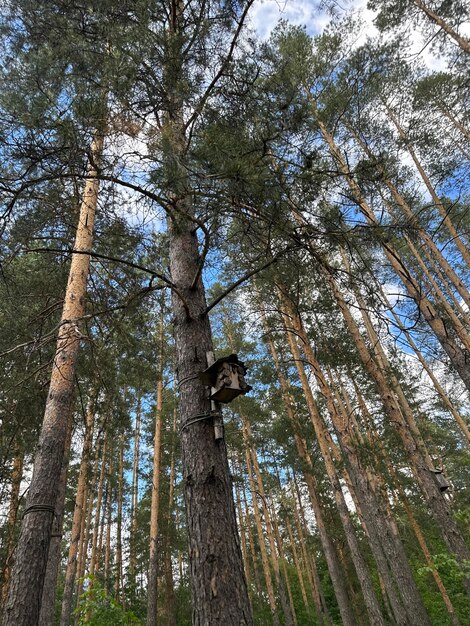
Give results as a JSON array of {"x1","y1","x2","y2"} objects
[
  {"x1": 432, "y1": 469, "x2": 450, "y2": 492},
  {"x1": 199, "y1": 353, "x2": 252, "y2": 403}
]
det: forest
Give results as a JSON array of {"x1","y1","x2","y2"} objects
[{"x1": 0, "y1": 0, "x2": 469, "y2": 624}]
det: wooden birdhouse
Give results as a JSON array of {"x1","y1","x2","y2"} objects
[
  {"x1": 199, "y1": 353, "x2": 252, "y2": 403},
  {"x1": 432, "y1": 468, "x2": 450, "y2": 492}
]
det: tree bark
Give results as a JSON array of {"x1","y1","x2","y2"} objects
[
  {"x1": 39, "y1": 416, "x2": 73, "y2": 626},
  {"x1": 311, "y1": 108, "x2": 470, "y2": 392},
  {"x1": 164, "y1": 1, "x2": 252, "y2": 621},
  {"x1": 243, "y1": 440, "x2": 280, "y2": 626},
  {"x1": 2, "y1": 128, "x2": 104, "y2": 626},
  {"x1": 147, "y1": 306, "x2": 165, "y2": 626},
  {"x1": 163, "y1": 405, "x2": 177, "y2": 626},
  {"x1": 0, "y1": 446, "x2": 24, "y2": 615},
  {"x1": 114, "y1": 433, "x2": 125, "y2": 603},
  {"x1": 259, "y1": 308, "x2": 349, "y2": 626},
  {"x1": 89, "y1": 430, "x2": 108, "y2": 578},
  {"x1": 279, "y1": 292, "x2": 387, "y2": 626},
  {"x1": 323, "y1": 267, "x2": 470, "y2": 591},
  {"x1": 413, "y1": 0, "x2": 470, "y2": 54}
]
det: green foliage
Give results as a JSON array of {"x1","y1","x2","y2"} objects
[
  {"x1": 75, "y1": 578, "x2": 142, "y2": 626},
  {"x1": 417, "y1": 554, "x2": 470, "y2": 584}
]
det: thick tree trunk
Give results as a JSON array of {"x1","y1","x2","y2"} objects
[
  {"x1": 2, "y1": 130, "x2": 104, "y2": 626},
  {"x1": 164, "y1": 2, "x2": 252, "y2": 619},
  {"x1": 39, "y1": 417, "x2": 73, "y2": 626},
  {"x1": 169, "y1": 185, "x2": 252, "y2": 624},
  {"x1": 147, "y1": 308, "x2": 165, "y2": 626},
  {"x1": 170, "y1": 216, "x2": 252, "y2": 623}
]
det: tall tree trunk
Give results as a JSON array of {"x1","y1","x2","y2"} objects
[
  {"x1": 0, "y1": 446, "x2": 24, "y2": 615},
  {"x1": 2, "y1": 128, "x2": 104, "y2": 626},
  {"x1": 89, "y1": 430, "x2": 108, "y2": 578},
  {"x1": 164, "y1": 2, "x2": 252, "y2": 621},
  {"x1": 290, "y1": 471, "x2": 348, "y2": 625},
  {"x1": 168, "y1": 129, "x2": 252, "y2": 622},
  {"x1": 39, "y1": 416, "x2": 74, "y2": 626},
  {"x1": 279, "y1": 291, "x2": 387, "y2": 626},
  {"x1": 385, "y1": 104, "x2": 470, "y2": 264},
  {"x1": 75, "y1": 430, "x2": 104, "y2": 615},
  {"x1": 129, "y1": 395, "x2": 141, "y2": 593},
  {"x1": 258, "y1": 307, "x2": 349, "y2": 626},
  {"x1": 323, "y1": 267, "x2": 470, "y2": 590},
  {"x1": 235, "y1": 477, "x2": 251, "y2": 590},
  {"x1": 114, "y1": 433, "x2": 125, "y2": 603},
  {"x1": 243, "y1": 442, "x2": 280, "y2": 626},
  {"x1": 104, "y1": 460, "x2": 113, "y2": 593},
  {"x1": 147, "y1": 305, "x2": 165, "y2": 626},
  {"x1": 243, "y1": 420, "x2": 294, "y2": 626},
  {"x1": 163, "y1": 405, "x2": 177, "y2": 626},
  {"x1": 309, "y1": 108, "x2": 470, "y2": 392},
  {"x1": 240, "y1": 462, "x2": 263, "y2": 596},
  {"x1": 284, "y1": 516, "x2": 310, "y2": 615},
  {"x1": 413, "y1": 0, "x2": 470, "y2": 53},
  {"x1": 267, "y1": 486, "x2": 298, "y2": 626}
]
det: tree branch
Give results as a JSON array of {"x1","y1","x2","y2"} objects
[
  {"x1": 26, "y1": 247, "x2": 191, "y2": 318},
  {"x1": 203, "y1": 245, "x2": 297, "y2": 315}
]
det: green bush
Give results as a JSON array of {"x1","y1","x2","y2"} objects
[{"x1": 75, "y1": 577, "x2": 142, "y2": 626}]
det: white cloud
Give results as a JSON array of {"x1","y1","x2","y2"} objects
[{"x1": 249, "y1": 0, "x2": 329, "y2": 40}]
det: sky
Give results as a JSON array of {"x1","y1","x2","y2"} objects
[
  {"x1": 247, "y1": 0, "x2": 467, "y2": 71},
  {"x1": 249, "y1": 0, "x2": 375, "y2": 40}
]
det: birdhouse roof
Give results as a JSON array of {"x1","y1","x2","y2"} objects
[{"x1": 199, "y1": 353, "x2": 248, "y2": 386}]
